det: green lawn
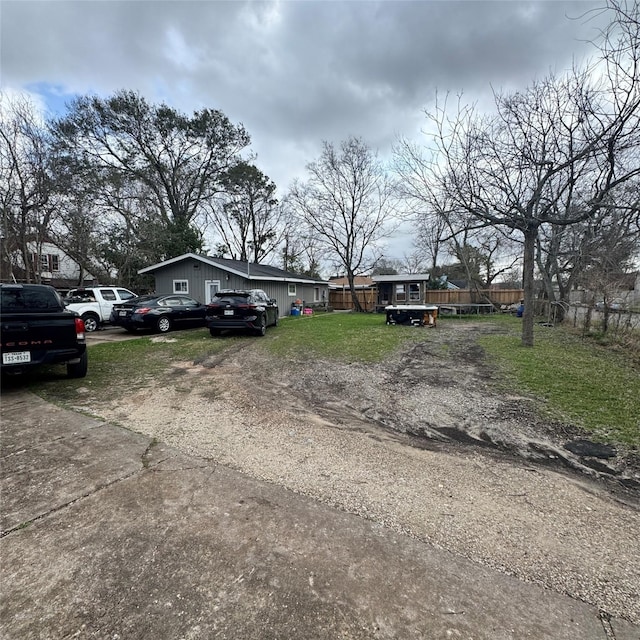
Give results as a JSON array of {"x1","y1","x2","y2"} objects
[
  {"x1": 478, "y1": 317, "x2": 640, "y2": 446},
  {"x1": 267, "y1": 312, "x2": 427, "y2": 362}
]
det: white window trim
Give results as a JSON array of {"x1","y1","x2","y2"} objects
[
  {"x1": 173, "y1": 279, "x2": 189, "y2": 294},
  {"x1": 288, "y1": 284, "x2": 297, "y2": 296}
]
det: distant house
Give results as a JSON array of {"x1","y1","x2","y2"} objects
[
  {"x1": 139, "y1": 253, "x2": 329, "y2": 316},
  {"x1": 1, "y1": 240, "x2": 96, "y2": 291}
]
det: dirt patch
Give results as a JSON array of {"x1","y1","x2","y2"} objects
[{"x1": 83, "y1": 320, "x2": 640, "y2": 623}]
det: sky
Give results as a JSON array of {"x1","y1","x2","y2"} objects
[{"x1": 0, "y1": 0, "x2": 610, "y2": 260}]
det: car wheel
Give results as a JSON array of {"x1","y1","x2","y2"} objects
[
  {"x1": 157, "y1": 316, "x2": 172, "y2": 333},
  {"x1": 81, "y1": 313, "x2": 100, "y2": 333},
  {"x1": 255, "y1": 315, "x2": 267, "y2": 337},
  {"x1": 66, "y1": 351, "x2": 88, "y2": 379},
  {"x1": 209, "y1": 327, "x2": 221, "y2": 337}
]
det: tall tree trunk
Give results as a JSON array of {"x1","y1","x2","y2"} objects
[
  {"x1": 346, "y1": 270, "x2": 363, "y2": 312},
  {"x1": 521, "y1": 224, "x2": 538, "y2": 347}
]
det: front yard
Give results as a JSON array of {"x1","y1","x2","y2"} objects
[
  {"x1": 15, "y1": 312, "x2": 640, "y2": 623},
  {"x1": 31, "y1": 312, "x2": 640, "y2": 450}
]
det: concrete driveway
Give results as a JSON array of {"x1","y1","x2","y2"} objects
[
  {"x1": 85, "y1": 325, "x2": 140, "y2": 344},
  {"x1": 1, "y1": 389, "x2": 638, "y2": 639}
]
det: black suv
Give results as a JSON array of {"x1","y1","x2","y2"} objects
[{"x1": 205, "y1": 290, "x2": 279, "y2": 337}]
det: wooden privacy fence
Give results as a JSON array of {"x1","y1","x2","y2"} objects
[
  {"x1": 329, "y1": 288, "x2": 376, "y2": 311},
  {"x1": 330, "y1": 287, "x2": 524, "y2": 310},
  {"x1": 424, "y1": 289, "x2": 524, "y2": 306}
]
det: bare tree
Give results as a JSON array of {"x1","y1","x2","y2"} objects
[
  {"x1": 279, "y1": 213, "x2": 327, "y2": 278},
  {"x1": 536, "y1": 190, "x2": 639, "y2": 310},
  {"x1": 0, "y1": 92, "x2": 60, "y2": 283},
  {"x1": 288, "y1": 136, "x2": 398, "y2": 311},
  {"x1": 395, "y1": 1, "x2": 640, "y2": 346},
  {"x1": 414, "y1": 212, "x2": 449, "y2": 273}
]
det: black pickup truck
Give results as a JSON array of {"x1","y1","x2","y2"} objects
[{"x1": 1, "y1": 283, "x2": 88, "y2": 378}]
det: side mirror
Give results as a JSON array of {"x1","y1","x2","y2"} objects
[{"x1": 270, "y1": 299, "x2": 277, "y2": 305}]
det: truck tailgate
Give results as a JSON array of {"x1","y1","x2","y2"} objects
[{"x1": 1, "y1": 313, "x2": 85, "y2": 366}]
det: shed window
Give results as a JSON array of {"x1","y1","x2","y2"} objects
[
  {"x1": 288, "y1": 284, "x2": 297, "y2": 296},
  {"x1": 409, "y1": 283, "x2": 420, "y2": 301},
  {"x1": 395, "y1": 284, "x2": 406, "y2": 302},
  {"x1": 173, "y1": 280, "x2": 189, "y2": 294}
]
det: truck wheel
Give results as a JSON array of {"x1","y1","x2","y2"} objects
[
  {"x1": 67, "y1": 351, "x2": 88, "y2": 378},
  {"x1": 81, "y1": 313, "x2": 100, "y2": 333},
  {"x1": 157, "y1": 316, "x2": 172, "y2": 333}
]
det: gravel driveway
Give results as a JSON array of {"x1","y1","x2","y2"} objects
[{"x1": 82, "y1": 321, "x2": 640, "y2": 624}]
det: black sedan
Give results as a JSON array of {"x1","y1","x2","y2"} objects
[
  {"x1": 205, "y1": 289, "x2": 279, "y2": 337},
  {"x1": 110, "y1": 294, "x2": 207, "y2": 333}
]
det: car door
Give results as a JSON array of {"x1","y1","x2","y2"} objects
[
  {"x1": 97, "y1": 288, "x2": 118, "y2": 320},
  {"x1": 162, "y1": 297, "x2": 186, "y2": 325},
  {"x1": 181, "y1": 296, "x2": 205, "y2": 324}
]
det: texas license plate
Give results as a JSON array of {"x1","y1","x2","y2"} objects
[
  {"x1": 3, "y1": 351, "x2": 31, "y2": 365},
  {"x1": 224, "y1": 310, "x2": 234, "y2": 316},
  {"x1": 119, "y1": 310, "x2": 128, "y2": 316}
]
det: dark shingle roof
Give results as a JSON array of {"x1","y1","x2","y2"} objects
[
  {"x1": 139, "y1": 253, "x2": 326, "y2": 283},
  {"x1": 204, "y1": 256, "x2": 319, "y2": 282}
]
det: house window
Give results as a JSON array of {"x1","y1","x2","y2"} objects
[
  {"x1": 173, "y1": 280, "x2": 189, "y2": 294},
  {"x1": 395, "y1": 284, "x2": 406, "y2": 302},
  {"x1": 288, "y1": 284, "x2": 297, "y2": 296},
  {"x1": 314, "y1": 287, "x2": 320, "y2": 302},
  {"x1": 31, "y1": 253, "x2": 60, "y2": 273},
  {"x1": 409, "y1": 283, "x2": 420, "y2": 302}
]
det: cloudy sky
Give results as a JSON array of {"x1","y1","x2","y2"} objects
[{"x1": 1, "y1": 0, "x2": 609, "y2": 258}]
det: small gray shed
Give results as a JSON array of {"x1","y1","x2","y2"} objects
[{"x1": 139, "y1": 253, "x2": 329, "y2": 317}]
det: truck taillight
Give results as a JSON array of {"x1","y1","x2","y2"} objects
[{"x1": 75, "y1": 317, "x2": 86, "y2": 341}]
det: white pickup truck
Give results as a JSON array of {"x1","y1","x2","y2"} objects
[{"x1": 64, "y1": 286, "x2": 137, "y2": 332}]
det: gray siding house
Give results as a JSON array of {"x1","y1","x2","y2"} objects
[{"x1": 139, "y1": 253, "x2": 329, "y2": 317}]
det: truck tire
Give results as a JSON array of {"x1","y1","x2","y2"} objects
[
  {"x1": 67, "y1": 351, "x2": 88, "y2": 378},
  {"x1": 81, "y1": 312, "x2": 100, "y2": 333}
]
